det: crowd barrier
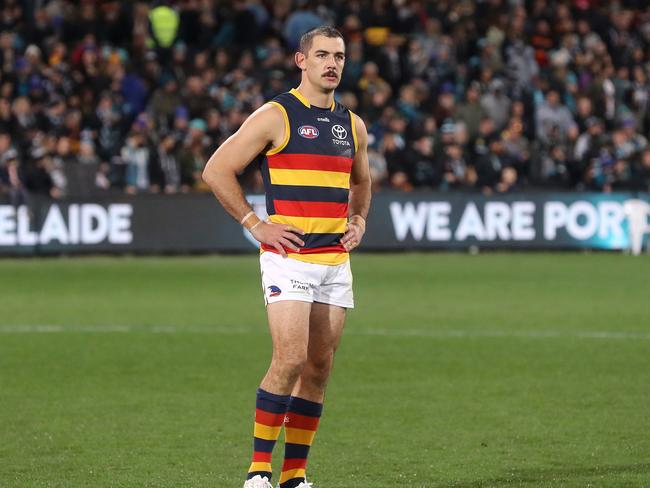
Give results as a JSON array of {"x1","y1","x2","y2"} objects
[{"x1": 1, "y1": 192, "x2": 648, "y2": 255}]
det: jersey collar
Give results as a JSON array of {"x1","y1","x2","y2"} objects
[{"x1": 290, "y1": 88, "x2": 336, "y2": 111}]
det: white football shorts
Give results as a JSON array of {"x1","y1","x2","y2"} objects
[{"x1": 260, "y1": 252, "x2": 354, "y2": 309}]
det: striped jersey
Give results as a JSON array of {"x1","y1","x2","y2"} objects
[{"x1": 259, "y1": 88, "x2": 358, "y2": 265}]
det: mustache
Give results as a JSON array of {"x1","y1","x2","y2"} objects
[{"x1": 323, "y1": 71, "x2": 338, "y2": 77}]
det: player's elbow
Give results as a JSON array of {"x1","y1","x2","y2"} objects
[
  {"x1": 202, "y1": 159, "x2": 222, "y2": 188},
  {"x1": 203, "y1": 159, "x2": 240, "y2": 197},
  {"x1": 351, "y1": 174, "x2": 372, "y2": 192},
  {"x1": 201, "y1": 164, "x2": 214, "y2": 185}
]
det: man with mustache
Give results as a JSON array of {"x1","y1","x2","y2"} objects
[{"x1": 202, "y1": 26, "x2": 371, "y2": 488}]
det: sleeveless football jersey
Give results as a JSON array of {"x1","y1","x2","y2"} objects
[{"x1": 259, "y1": 88, "x2": 358, "y2": 265}]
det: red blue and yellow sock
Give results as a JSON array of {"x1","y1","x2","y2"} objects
[
  {"x1": 247, "y1": 388, "x2": 291, "y2": 481},
  {"x1": 279, "y1": 396, "x2": 323, "y2": 488}
]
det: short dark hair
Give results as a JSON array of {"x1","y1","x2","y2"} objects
[{"x1": 299, "y1": 26, "x2": 344, "y2": 55}]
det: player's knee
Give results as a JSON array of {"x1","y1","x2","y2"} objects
[
  {"x1": 271, "y1": 355, "x2": 307, "y2": 382},
  {"x1": 304, "y1": 355, "x2": 334, "y2": 385}
]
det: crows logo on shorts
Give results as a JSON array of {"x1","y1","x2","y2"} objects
[{"x1": 268, "y1": 285, "x2": 282, "y2": 297}]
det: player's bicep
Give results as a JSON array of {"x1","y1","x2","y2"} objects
[{"x1": 205, "y1": 104, "x2": 282, "y2": 175}]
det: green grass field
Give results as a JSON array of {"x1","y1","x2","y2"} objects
[{"x1": 1, "y1": 253, "x2": 650, "y2": 488}]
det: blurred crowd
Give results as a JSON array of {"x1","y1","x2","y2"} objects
[{"x1": 1, "y1": 0, "x2": 650, "y2": 203}]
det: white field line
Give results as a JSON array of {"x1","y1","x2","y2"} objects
[{"x1": 0, "y1": 324, "x2": 649, "y2": 340}]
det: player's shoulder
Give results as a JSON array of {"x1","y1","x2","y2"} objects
[
  {"x1": 242, "y1": 100, "x2": 285, "y2": 129},
  {"x1": 349, "y1": 110, "x2": 366, "y2": 129},
  {"x1": 333, "y1": 100, "x2": 365, "y2": 128},
  {"x1": 258, "y1": 92, "x2": 298, "y2": 123},
  {"x1": 347, "y1": 108, "x2": 367, "y2": 142},
  {"x1": 269, "y1": 91, "x2": 295, "y2": 106},
  {"x1": 228, "y1": 101, "x2": 286, "y2": 146}
]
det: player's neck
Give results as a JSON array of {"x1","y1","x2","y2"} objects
[{"x1": 294, "y1": 83, "x2": 334, "y2": 110}]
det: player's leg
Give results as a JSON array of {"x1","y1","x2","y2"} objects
[
  {"x1": 262, "y1": 300, "x2": 312, "y2": 394},
  {"x1": 246, "y1": 300, "x2": 311, "y2": 486},
  {"x1": 293, "y1": 303, "x2": 346, "y2": 402},
  {"x1": 279, "y1": 302, "x2": 346, "y2": 488}
]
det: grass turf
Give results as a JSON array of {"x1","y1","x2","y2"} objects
[{"x1": 1, "y1": 253, "x2": 649, "y2": 487}]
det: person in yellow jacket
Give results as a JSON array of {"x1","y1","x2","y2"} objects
[{"x1": 148, "y1": 2, "x2": 179, "y2": 67}]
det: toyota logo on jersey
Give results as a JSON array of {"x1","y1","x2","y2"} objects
[
  {"x1": 298, "y1": 125, "x2": 319, "y2": 139},
  {"x1": 332, "y1": 125, "x2": 347, "y2": 139}
]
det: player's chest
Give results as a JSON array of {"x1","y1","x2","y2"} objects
[{"x1": 288, "y1": 112, "x2": 354, "y2": 159}]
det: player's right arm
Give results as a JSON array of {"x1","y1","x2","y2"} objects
[{"x1": 202, "y1": 103, "x2": 304, "y2": 257}]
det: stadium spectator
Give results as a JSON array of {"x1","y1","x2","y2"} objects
[
  {"x1": 283, "y1": 1, "x2": 323, "y2": 50},
  {"x1": 632, "y1": 149, "x2": 650, "y2": 192},
  {"x1": 495, "y1": 166, "x2": 519, "y2": 193},
  {"x1": 481, "y1": 79, "x2": 511, "y2": 131},
  {"x1": 148, "y1": 2, "x2": 180, "y2": 68},
  {"x1": 535, "y1": 89, "x2": 576, "y2": 146},
  {"x1": 3, "y1": 148, "x2": 29, "y2": 206},
  {"x1": 0, "y1": 134, "x2": 13, "y2": 196},
  {"x1": 539, "y1": 144, "x2": 572, "y2": 187},
  {"x1": 475, "y1": 135, "x2": 510, "y2": 193},
  {"x1": 367, "y1": 146, "x2": 387, "y2": 193},
  {"x1": 404, "y1": 134, "x2": 437, "y2": 189},
  {"x1": 149, "y1": 74, "x2": 182, "y2": 126},
  {"x1": 23, "y1": 146, "x2": 62, "y2": 199},
  {"x1": 574, "y1": 116, "x2": 604, "y2": 166},
  {"x1": 120, "y1": 118, "x2": 152, "y2": 194},
  {"x1": 501, "y1": 116, "x2": 531, "y2": 180},
  {"x1": 440, "y1": 142, "x2": 476, "y2": 191},
  {"x1": 357, "y1": 60, "x2": 391, "y2": 111},
  {"x1": 505, "y1": 35, "x2": 539, "y2": 97},
  {"x1": 455, "y1": 81, "x2": 485, "y2": 140},
  {"x1": 155, "y1": 132, "x2": 182, "y2": 194}
]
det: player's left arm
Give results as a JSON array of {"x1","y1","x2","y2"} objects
[{"x1": 341, "y1": 113, "x2": 371, "y2": 252}]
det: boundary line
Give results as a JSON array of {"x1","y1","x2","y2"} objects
[{"x1": 1, "y1": 324, "x2": 649, "y2": 340}]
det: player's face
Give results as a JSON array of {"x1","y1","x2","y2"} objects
[{"x1": 299, "y1": 36, "x2": 346, "y2": 92}]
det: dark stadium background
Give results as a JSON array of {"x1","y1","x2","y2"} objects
[{"x1": 1, "y1": 0, "x2": 649, "y2": 256}]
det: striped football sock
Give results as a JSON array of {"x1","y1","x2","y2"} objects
[
  {"x1": 279, "y1": 396, "x2": 323, "y2": 488},
  {"x1": 247, "y1": 388, "x2": 291, "y2": 481}
]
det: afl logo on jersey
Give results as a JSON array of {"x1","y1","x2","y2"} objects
[
  {"x1": 332, "y1": 125, "x2": 347, "y2": 140},
  {"x1": 298, "y1": 125, "x2": 319, "y2": 139}
]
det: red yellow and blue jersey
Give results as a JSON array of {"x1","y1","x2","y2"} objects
[{"x1": 259, "y1": 88, "x2": 358, "y2": 265}]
